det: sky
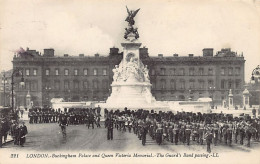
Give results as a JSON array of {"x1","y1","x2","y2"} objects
[{"x1": 0, "y1": 0, "x2": 260, "y2": 82}]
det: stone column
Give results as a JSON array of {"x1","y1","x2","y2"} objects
[
  {"x1": 243, "y1": 87, "x2": 250, "y2": 109},
  {"x1": 26, "y1": 91, "x2": 31, "y2": 109}
]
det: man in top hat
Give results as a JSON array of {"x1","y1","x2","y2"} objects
[{"x1": 18, "y1": 122, "x2": 28, "y2": 147}]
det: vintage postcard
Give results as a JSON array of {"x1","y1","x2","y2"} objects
[{"x1": 0, "y1": 0, "x2": 260, "y2": 164}]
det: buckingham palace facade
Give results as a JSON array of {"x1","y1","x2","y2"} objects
[{"x1": 12, "y1": 47, "x2": 245, "y2": 108}]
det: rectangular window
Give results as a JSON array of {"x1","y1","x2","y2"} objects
[
  {"x1": 26, "y1": 69, "x2": 30, "y2": 76},
  {"x1": 228, "y1": 67, "x2": 233, "y2": 75},
  {"x1": 103, "y1": 69, "x2": 107, "y2": 76},
  {"x1": 160, "y1": 68, "x2": 166, "y2": 75},
  {"x1": 64, "y1": 69, "x2": 69, "y2": 76},
  {"x1": 25, "y1": 81, "x2": 30, "y2": 90},
  {"x1": 64, "y1": 81, "x2": 69, "y2": 89},
  {"x1": 189, "y1": 81, "x2": 195, "y2": 89},
  {"x1": 74, "y1": 81, "x2": 79, "y2": 89},
  {"x1": 228, "y1": 81, "x2": 232, "y2": 89},
  {"x1": 84, "y1": 69, "x2": 88, "y2": 76},
  {"x1": 235, "y1": 80, "x2": 240, "y2": 89},
  {"x1": 199, "y1": 68, "x2": 204, "y2": 76},
  {"x1": 83, "y1": 81, "x2": 88, "y2": 89},
  {"x1": 93, "y1": 80, "x2": 98, "y2": 89},
  {"x1": 221, "y1": 80, "x2": 225, "y2": 89},
  {"x1": 45, "y1": 69, "x2": 50, "y2": 76},
  {"x1": 199, "y1": 81, "x2": 204, "y2": 89},
  {"x1": 102, "y1": 81, "x2": 108, "y2": 89},
  {"x1": 31, "y1": 81, "x2": 37, "y2": 91},
  {"x1": 161, "y1": 79, "x2": 166, "y2": 89},
  {"x1": 180, "y1": 80, "x2": 185, "y2": 89},
  {"x1": 55, "y1": 69, "x2": 59, "y2": 76},
  {"x1": 221, "y1": 68, "x2": 225, "y2": 75},
  {"x1": 189, "y1": 68, "x2": 194, "y2": 76},
  {"x1": 179, "y1": 68, "x2": 185, "y2": 76},
  {"x1": 208, "y1": 68, "x2": 213, "y2": 75},
  {"x1": 74, "y1": 69, "x2": 78, "y2": 76},
  {"x1": 208, "y1": 80, "x2": 213, "y2": 87},
  {"x1": 235, "y1": 67, "x2": 240, "y2": 75},
  {"x1": 170, "y1": 68, "x2": 176, "y2": 75},
  {"x1": 55, "y1": 81, "x2": 60, "y2": 90},
  {"x1": 94, "y1": 69, "x2": 98, "y2": 76},
  {"x1": 33, "y1": 69, "x2": 37, "y2": 76}
]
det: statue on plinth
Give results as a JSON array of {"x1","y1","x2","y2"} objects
[{"x1": 124, "y1": 6, "x2": 140, "y2": 40}]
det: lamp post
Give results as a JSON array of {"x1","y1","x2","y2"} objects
[
  {"x1": 11, "y1": 68, "x2": 25, "y2": 113},
  {"x1": 2, "y1": 72, "x2": 7, "y2": 106}
]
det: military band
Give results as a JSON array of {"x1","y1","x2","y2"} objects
[{"x1": 1, "y1": 106, "x2": 260, "y2": 153}]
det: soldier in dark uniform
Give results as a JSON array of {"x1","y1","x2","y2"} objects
[
  {"x1": 245, "y1": 121, "x2": 256, "y2": 147},
  {"x1": 185, "y1": 122, "x2": 192, "y2": 145},
  {"x1": 39, "y1": 111, "x2": 43, "y2": 123},
  {"x1": 204, "y1": 128, "x2": 213, "y2": 153},
  {"x1": 59, "y1": 115, "x2": 68, "y2": 137},
  {"x1": 179, "y1": 121, "x2": 186, "y2": 144},
  {"x1": 155, "y1": 122, "x2": 163, "y2": 145},
  {"x1": 141, "y1": 121, "x2": 148, "y2": 146},
  {"x1": 18, "y1": 122, "x2": 28, "y2": 147},
  {"x1": 88, "y1": 113, "x2": 95, "y2": 129},
  {"x1": 227, "y1": 121, "x2": 233, "y2": 146},
  {"x1": 29, "y1": 111, "x2": 33, "y2": 124},
  {"x1": 212, "y1": 121, "x2": 219, "y2": 146},
  {"x1": 239, "y1": 120, "x2": 246, "y2": 145},
  {"x1": 106, "y1": 115, "x2": 114, "y2": 140},
  {"x1": 168, "y1": 122, "x2": 174, "y2": 143},
  {"x1": 222, "y1": 121, "x2": 228, "y2": 145},
  {"x1": 173, "y1": 121, "x2": 180, "y2": 145},
  {"x1": 198, "y1": 121, "x2": 205, "y2": 145},
  {"x1": 191, "y1": 122, "x2": 199, "y2": 143},
  {"x1": 233, "y1": 120, "x2": 239, "y2": 144}
]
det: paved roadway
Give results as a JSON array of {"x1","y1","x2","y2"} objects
[{"x1": 1, "y1": 121, "x2": 260, "y2": 153}]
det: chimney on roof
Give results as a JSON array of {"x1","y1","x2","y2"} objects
[
  {"x1": 43, "y1": 48, "x2": 55, "y2": 57},
  {"x1": 203, "y1": 48, "x2": 213, "y2": 57}
]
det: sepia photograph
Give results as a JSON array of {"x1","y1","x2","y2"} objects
[{"x1": 0, "y1": 0, "x2": 260, "y2": 163}]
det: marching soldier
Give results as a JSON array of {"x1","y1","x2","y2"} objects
[
  {"x1": 28, "y1": 111, "x2": 33, "y2": 124},
  {"x1": 173, "y1": 121, "x2": 180, "y2": 145},
  {"x1": 227, "y1": 120, "x2": 233, "y2": 146},
  {"x1": 204, "y1": 127, "x2": 213, "y2": 153},
  {"x1": 198, "y1": 121, "x2": 205, "y2": 145},
  {"x1": 185, "y1": 122, "x2": 192, "y2": 145},
  {"x1": 141, "y1": 121, "x2": 148, "y2": 146},
  {"x1": 156, "y1": 122, "x2": 163, "y2": 145},
  {"x1": 106, "y1": 115, "x2": 114, "y2": 140},
  {"x1": 233, "y1": 120, "x2": 239, "y2": 144},
  {"x1": 168, "y1": 122, "x2": 174, "y2": 143},
  {"x1": 191, "y1": 122, "x2": 199, "y2": 143},
  {"x1": 212, "y1": 121, "x2": 219, "y2": 146}
]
